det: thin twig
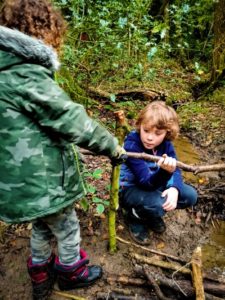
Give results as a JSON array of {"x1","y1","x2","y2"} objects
[{"x1": 116, "y1": 236, "x2": 186, "y2": 263}]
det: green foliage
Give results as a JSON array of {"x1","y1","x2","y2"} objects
[
  {"x1": 167, "y1": 1, "x2": 213, "y2": 61},
  {"x1": 53, "y1": 0, "x2": 158, "y2": 87},
  {"x1": 53, "y1": 0, "x2": 214, "y2": 90},
  {"x1": 81, "y1": 168, "x2": 109, "y2": 215}
]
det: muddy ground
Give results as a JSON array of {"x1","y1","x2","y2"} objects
[{"x1": 0, "y1": 102, "x2": 224, "y2": 300}]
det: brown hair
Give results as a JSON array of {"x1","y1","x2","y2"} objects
[
  {"x1": 136, "y1": 101, "x2": 179, "y2": 140},
  {"x1": 0, "y1": 0, "x2": 66, "y2": 50}
]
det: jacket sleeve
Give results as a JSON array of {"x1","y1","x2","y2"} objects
[
  {"x1": 124, "y1": 137, "x2": 172, "y2": 189},
  {"x1": 17, "y1": 67, "x2": 118, "y2": 157}
]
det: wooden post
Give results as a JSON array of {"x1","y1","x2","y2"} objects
[
  {"x1": 108, "y1": 165, "x2": 120, "y2": 253},
  {"x1": 108, "y1": 111, "x2": 130, "y2": 253},
  {"x1": 191, "y1": 247, "x2": 205, "y2": 300}
]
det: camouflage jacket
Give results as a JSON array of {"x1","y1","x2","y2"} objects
[{"x1": 0, "y1": 26, "x2": 118, "y2": 223}]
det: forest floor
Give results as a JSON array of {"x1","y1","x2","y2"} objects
[{"x1": 0, "y1": 93, "x2": 225, "y2": 299}]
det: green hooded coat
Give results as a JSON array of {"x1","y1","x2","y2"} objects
[{"x1": 0, "y1": 26, "x2": 118, "y2": 223}]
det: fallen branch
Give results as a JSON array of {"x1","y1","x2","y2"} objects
[
  {"x1": 116, "y1": 236, "x2": 186, "y2": 263},
  {"x1": 87, "y1": 86, "x2": 166, "y2": 102},
  {"x1": 126, "y1": 152, "x2": 225, "y2": 174}
]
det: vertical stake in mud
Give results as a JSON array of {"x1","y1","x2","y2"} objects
[{"x1": 108, "y1": 111, "x2": 130, "y2": 253}]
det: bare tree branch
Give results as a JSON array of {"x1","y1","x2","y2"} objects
[{"x1": 79, "y1": 149, "x2": 225, "y2": 174}]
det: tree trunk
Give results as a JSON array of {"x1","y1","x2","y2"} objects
[{"x1": 211, "y1": 0, "x2": 225, "y2": 81}]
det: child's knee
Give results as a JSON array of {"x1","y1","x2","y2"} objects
[
  {"x1": 179, "y1": 184, "x2": 198, "y2": 208},
  {"x1": 188, "y1": 186, "x2": 198, "y2": 206}
]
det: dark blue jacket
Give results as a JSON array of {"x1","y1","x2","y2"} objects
[{"x1": 120, "y1": 130, "x2": 183, "y2": 192}]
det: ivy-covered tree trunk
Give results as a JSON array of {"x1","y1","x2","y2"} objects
[{"x1": 211, "y1": 0, "x2": 225, "y2": 81}]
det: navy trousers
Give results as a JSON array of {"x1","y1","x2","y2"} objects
[{"x1": 120, "y1": 183, "x2": 197, "y2": 220}]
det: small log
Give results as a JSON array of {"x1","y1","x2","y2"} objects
[
  {"x1": 143, "y1": 265, "x2": 172, "y2": 300},
  {"x1": 191, "y1": 247, "x2": 205, "y2": 300},
  {"x1": 107, "y1": 275, "x2": 146, "y2": 286},
  {"x1": 131, "y1": 253, "x2": 191, "y2": 275}
]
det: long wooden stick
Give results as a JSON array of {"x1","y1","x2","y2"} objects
[
  {"x1": 108, "y1": 111, "x2": 129, "y2": 253},
  {"x1": 126, "y1": 152, "x2": 225, "y2": 174},
  {"x1": 108, "y1": 165, "x2": 120, "y2": 253},
  {"x1": 79, "y1": 149, "x2": 225, "y2": 174}
]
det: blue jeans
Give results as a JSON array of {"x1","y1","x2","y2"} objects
[
  {"x1": 120, "y1": 183, "x2": 197, "y2": 220},
  {"x1": 31, "y1": 206, "x2": 80, "y2": 265}
]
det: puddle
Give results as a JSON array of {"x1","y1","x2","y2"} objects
[
  {"x1": 174, "y1": 136, "x2": 201, "y2": 183},
  {"x1": 202, "y1": 221, "x2": 225, "y2": 273}
]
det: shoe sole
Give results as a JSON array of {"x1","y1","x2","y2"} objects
[{"x1": 58, "y1": 271, "x2": 102, "y2": 290}]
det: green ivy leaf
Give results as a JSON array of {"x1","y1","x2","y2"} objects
[
  {"x1": 87, "y1": 184, "x2": 96, "y2": 194},
  {"x1": 96, "y1": 203, "x2": 105, "y2": 215},
  {"x1": 92, "y1": 169, "x2": 103, "y2": 179},
  {"x1": 92, "y1": 197, "x2": 103, "y2": 203}
]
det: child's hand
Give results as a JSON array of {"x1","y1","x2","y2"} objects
[
  {"x1": 111, "y1": 145, "x2": 128, "y2": 166},
  {"x1": 157, "y1": 154, "x2": 176, "y2": 173},
  {"x1": 162, "y1": 187, "x2": 178, "y2": 211}
]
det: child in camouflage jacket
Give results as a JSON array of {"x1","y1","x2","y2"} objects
[{"x1": 0, "y1": 0, "x2": 126, "y2": 299}]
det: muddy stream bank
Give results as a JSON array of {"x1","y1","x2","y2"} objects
[{"x1": 175, "y1": 136, "x2": 225, "y2": 274}]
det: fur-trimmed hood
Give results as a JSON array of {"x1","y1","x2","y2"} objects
[{"x1": 0, "y1": 25, "x2": 60, "y2": 70}]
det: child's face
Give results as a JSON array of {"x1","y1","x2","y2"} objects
[{"x1": 140, "y1": 124, "x2": 167, "y2": 150}]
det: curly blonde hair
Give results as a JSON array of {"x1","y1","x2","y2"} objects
[
  {"x1": 136, "y1": 101, "x2": 179, "y2": 140},
  {"x1": 0, "y1": 0, "x2": 66, "y2": 50}
]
